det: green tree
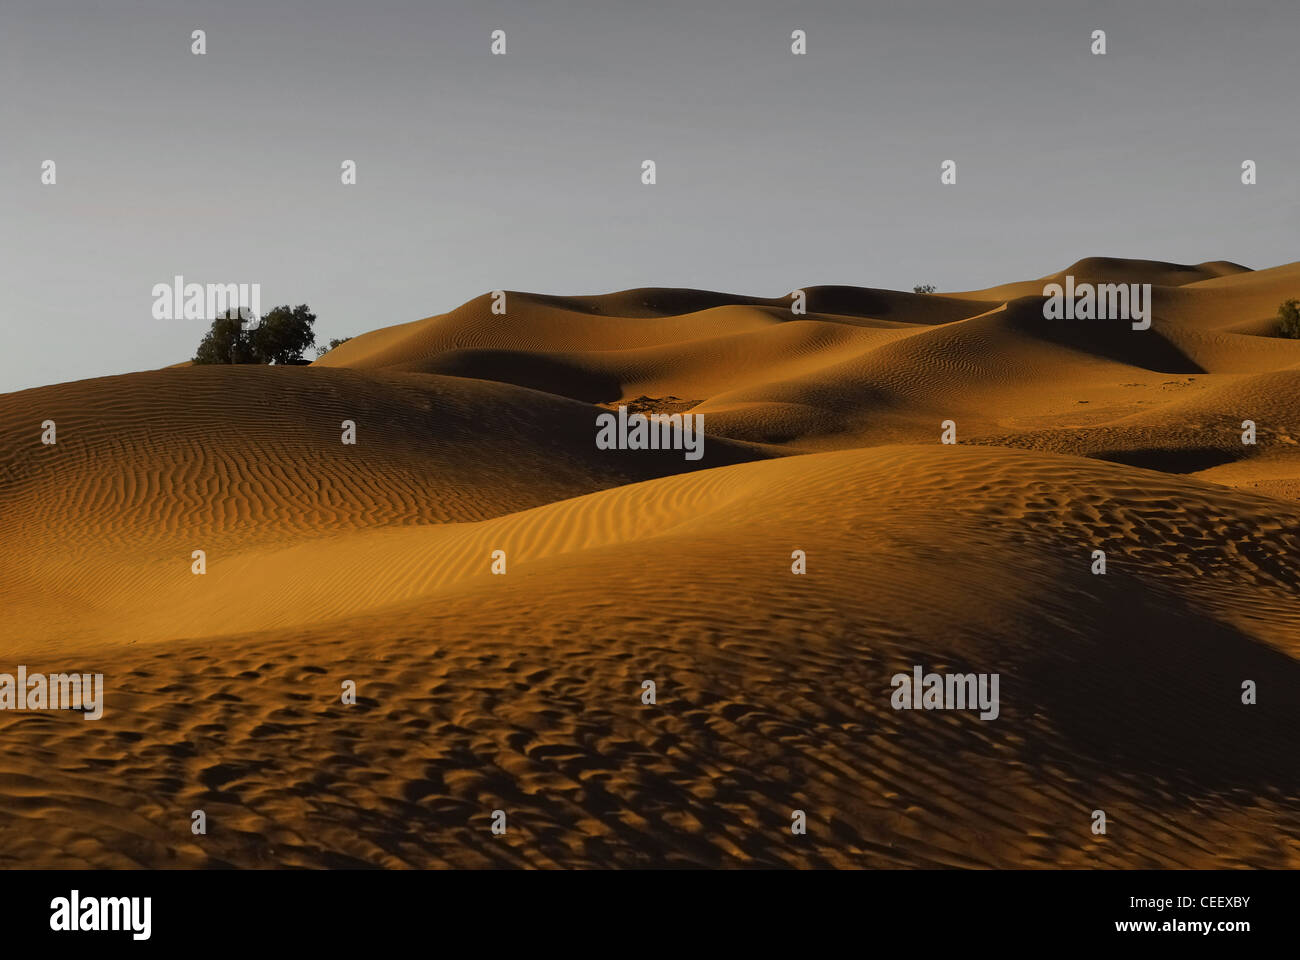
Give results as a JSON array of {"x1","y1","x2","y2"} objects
[
  {"x1": 252, "y1": 304, "x2": 317, "y2": 363},
  {"x1": 192, "y1": 310, "x2": 258, "y2": 364},
  {"x1": 1278, "y1": 298, "x2": 1300, "y2": 339},
  {"x1": 913, "y1": 284, "x2": 937, "y2": 294},
  {"x1": 191, "y1": 304, "x2": 317, "y2": 364}
]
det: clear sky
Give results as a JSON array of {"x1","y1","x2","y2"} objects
[{"x1": 2, "y1": 0, "x2": 1296, "y2": 394}]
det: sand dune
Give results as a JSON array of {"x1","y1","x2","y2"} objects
[
  {"x1": 1, "y1": 257, "x2": 1297, "y2": 868},
  {"x1": 0, "y1": 366, "x2": 763, "y2": 650},
  {"x1": 948, "y1": 256, "x2": 1253, "y2": 303}
]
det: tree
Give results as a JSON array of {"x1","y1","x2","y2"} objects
[
  {"x1": 913, "y1": 284, "x2": 937, "y2": 294},
  {"x1": 192, "y1": 310, "x2": 258, "y2": 364},
  {"x1": 1278, "y1": 299, "x2": 1300, "y2": 339},
  {"x1": 252, "y1": 304, "x2": 317, "y2": 364},
  {"x1": 191, "y1": 304, "x2": 317, "y2": 364}
]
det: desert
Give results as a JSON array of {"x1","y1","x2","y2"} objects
[{"x1": 0, "y1": 255, "x2": 1297, "y2": 868}]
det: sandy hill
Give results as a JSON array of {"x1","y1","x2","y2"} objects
[
  {"x1": 0, "y1": 366, "x2": 762, "y2": 650},
  {"x1": 0, "y1": 256, "x2": 1297, "y2": 868},
  {"x1": 948, "y1": 256, "x2": 1253, "y2": 303}
]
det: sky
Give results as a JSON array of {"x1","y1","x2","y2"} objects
[{"x1": 1, "y1": 0, "x2": 1296, "y2": 394}]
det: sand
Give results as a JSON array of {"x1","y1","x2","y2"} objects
[{"x1": 1, "y1": 256, "x2": 1297, "y2": 867}]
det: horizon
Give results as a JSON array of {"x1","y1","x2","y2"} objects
[
  {"x1": 3, "y1": 0, "x2": 1297, "y2": 394},
  {"x1": 5, "y1": 251, "x2": 1293, "y2": 395}
]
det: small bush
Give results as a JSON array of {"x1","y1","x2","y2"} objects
[
  {"x1": 1278, "y1": 299, "x2": 1300, "y2": 338},
  {"x1": 913, "y1": 284, "x2": 937, "y2": 295},
  {"x1": 315, "y1": 336, "x2": 354, "y2": 359}
]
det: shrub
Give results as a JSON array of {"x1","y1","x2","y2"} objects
[
  {"x1": 315, "y1": 336, "x2": 354, "y2": 359},
  {"x1": 1278, "y1": 299, "x2": 1300, "y2": 338}
]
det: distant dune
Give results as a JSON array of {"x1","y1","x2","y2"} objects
[{"x1": 1, "y1": 258, "x2": 1297, "y2": 867}]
